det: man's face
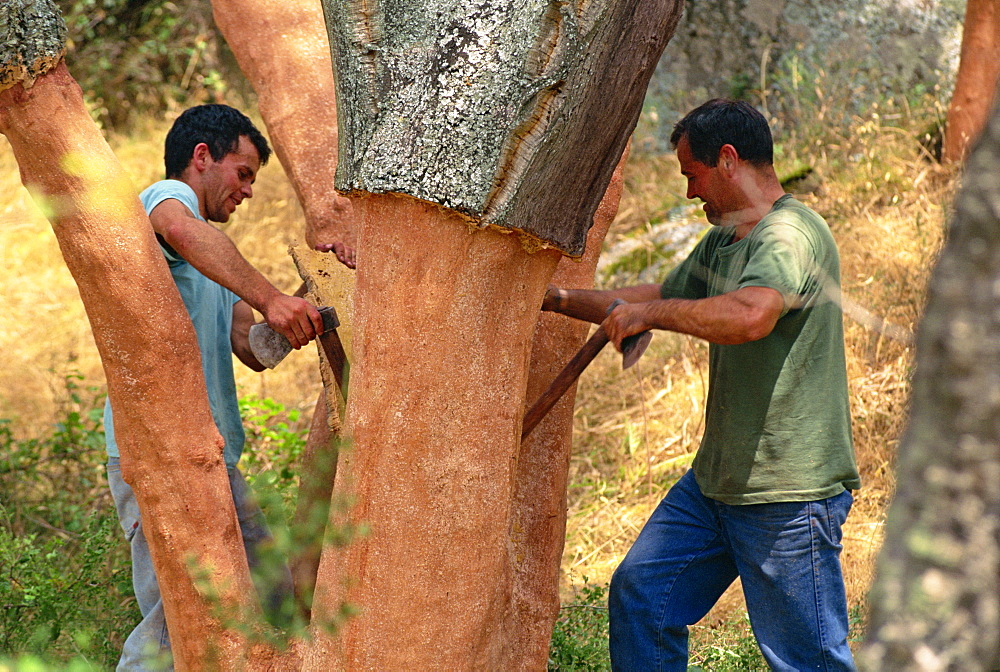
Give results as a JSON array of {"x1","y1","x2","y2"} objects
[
  {"x1": 201, "y1": 135, "x2": 260, "y2": 223},
  {"x1": 676, "y1": 136, "x2": 732, "y2": 226}
]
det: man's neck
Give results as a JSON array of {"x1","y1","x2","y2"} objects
[{"x1": 729, "y1": 172, "x2": 786, "y2": 241}]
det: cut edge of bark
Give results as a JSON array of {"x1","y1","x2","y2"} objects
[{"x1": 337, "y1": 189, "x2": 586, "y2": 259}]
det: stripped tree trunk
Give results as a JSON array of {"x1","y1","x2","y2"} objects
[
  {"x1": 308, "y1": 195, "x2": 562, "y2": 668},
  {"x1": 858, "y1": 97, "x2": 1000, "y2": 670},
  {"x1": 210, "y1": 0, "x2": 356, "y2": 618},
  {"x1": 504, "y1": 145, "x2": 630, "y2": 669},
  {"x1": 210, "y1": 0, "x2": 355, "y2": 249},
  {"x1": 942, "y1": 0, "x2": 1000, "y2": 163},
  {"x1": 309, "y1": 1, "x2": 682, "y2": 667},
  {"x1": 0, "y1": 4, "x2": 261, "y2": 668}
]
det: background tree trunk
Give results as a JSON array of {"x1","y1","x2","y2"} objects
[
  {"x1": 942, "y1": 0, "x2": 1000, "y2": 163},
  {"x1": 858, "y1": 97, "x2": 1000, "y2": 670},
  {"x1": 210, "y1": 0, "x2": 357, "y2": 621},
  {"x1": 0, "y1": 49, "x2": 259, "y2": 672},
  {"x1": 503, "y1": 145, "x2": 629, "y2": 669},
  {"x1": 210, "y1": 0, "x2": 355, "y2": 249}
]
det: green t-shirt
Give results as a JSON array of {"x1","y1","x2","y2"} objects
[{"x1": 661, "y1": 195, "x2": 860, "y2": 504}]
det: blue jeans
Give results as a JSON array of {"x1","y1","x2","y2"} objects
[
  {"x1": 106, "y1": 458, "x2": 292, "y2": 671},
  {"x1": 609, "y1": 470, "x2": 855, "y2": 671}
]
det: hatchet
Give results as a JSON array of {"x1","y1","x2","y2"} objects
[
  {"x1": 249, "y1": 306, "x2": 350, "y2": 395},
  {"x1": 521, "y1": 299, "x2": 651, "y2": 441}
]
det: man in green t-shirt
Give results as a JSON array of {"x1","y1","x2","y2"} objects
[{"x1": 543, "y1": 99, "x2": 860, "y2": 671}]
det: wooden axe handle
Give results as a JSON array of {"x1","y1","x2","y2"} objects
[
  {"x1": 521, "y1": 326, "x2": 611, "y2": 441},
  {"x1": 318, "y1": 328, "x2": 350, "y2": 401}
]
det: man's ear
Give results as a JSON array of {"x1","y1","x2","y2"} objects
[
  {"x1": 718, "y1": 144, "x2": 741, "y2": 173},
  {"x1": 191, "y1": 142, "x2": 212, "y2": 171}
]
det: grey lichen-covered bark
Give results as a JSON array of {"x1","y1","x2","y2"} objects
[
  {"x1": 321, "y1": 0, "x2": 682, "y2": 257},
  {"x1": 858, "y1": 97, "x2": 1000, "y2": 671},
  {"x1": 0, "y1": 0, "x2": 66, "y2": 92}
]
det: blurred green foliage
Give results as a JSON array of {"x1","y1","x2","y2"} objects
[
  {"x1": 548, "y1": 579, "x2": 611, "y2": 671},
  {"x1": 0, "y1": 373, "x2": 131, "y2": 668},
  {"x1": 56, "y1": 0, "x2": 238, "y2": 131},
  {"x1": 0, "y1": 377, "x2": 323, "y2": 669}
]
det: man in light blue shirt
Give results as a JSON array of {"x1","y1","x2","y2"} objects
[{"x1": 104, "y1": 104, "x2": 325, "y2": 670}]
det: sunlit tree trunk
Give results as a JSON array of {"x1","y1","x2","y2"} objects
[
  {"x1": 859, "y1": 97, "x2": 1000, "y2": 670},
  {"x1": 942, "y1": 0, "x2": 1000, "y2": 163},
  {"x1": 210, "y1": 0, "x2": 354, "y2": 249},
  {"x1": 308, "y1": 1, "x2": 682, "y2": 667},
  {"x1": 0, "y1": 3, "x2": 263, "y2": 668},
  {"x1": 503, "y1": 146, "x2": 629, "y2": 669}
]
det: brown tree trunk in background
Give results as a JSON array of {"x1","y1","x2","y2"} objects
[
  {"x1": 503, "y1": 146, "x2": 630, "y2": 669},
  {"x1": 858, "y1": 98, "x2": 1000, "y2": 670},
  {"x1": 211, "y1": 0, "x2": 357, "y2": 613},
  {"x1": 306, "y1": 194, "x2": 562, "y2": 669},
  {"x1": 942, "y1": 0, "x2": 1000, "y2": 163},
  {"x1": 210, "y1": 0, "x2": 354, "y2": 249},
  {"x1": 0, "y1": 59, "x2": 261, "y2": 669}
]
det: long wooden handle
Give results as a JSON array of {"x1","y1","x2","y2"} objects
[
  {"x1": 318, "y1": 328, "x2": 350, "y2": 400},
  {"x1": 521, "y1": 326, "x2": 611, "y2": 441}
]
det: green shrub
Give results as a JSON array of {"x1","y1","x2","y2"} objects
[
  {"x1": 0, "y1": 374, "x2": 131, "y2": 668},
  {"x1": 548, "y1": 579, "x2": 611, "y2": 671},
  {"x1": 56, "y1": 0, "x2": 236, "y2": 131}
]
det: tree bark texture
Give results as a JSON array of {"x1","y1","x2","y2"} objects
[
  {"x1": 210, "y1": 0, "x2": 355, "y2": 249},
  {"x1": 305, "y1": 194, "x2": 562, "y2": 669},
  {"x1": 858, "y1": 97, "x2": 1000, "y2": 671},
  {"x1": 0, "y1": 55, "x2": 260, "y2": 671},
  {"x1": 942, "y1": 0, "x2": 1000, "y2": 164},
  {"x1": 321, "y1": 0, "x2": 682, "y2": 256},
  {"x1": 0, "y1": 0, "x2": 65, "y2": 91},
  {"x1": 502, "y1": 144, "x2": 629, "y2": 669}
]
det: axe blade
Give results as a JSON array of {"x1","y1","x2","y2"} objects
[{"x1": 249, "y1": 306, "x2": 340, "y2": 369}]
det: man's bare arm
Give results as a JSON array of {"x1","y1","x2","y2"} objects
[
  {"x1": 150, "y1": 199, "x2": 323, "y2": 348},
  {"x1": 603, "y1": 286, "x2": 784, "y2": 349},
  {"x1": 542, "y1": 284, "x2": 662, "y2": 324},
  {"x1": 231, "y1": 300, "x2": 265, "y2": 371}
]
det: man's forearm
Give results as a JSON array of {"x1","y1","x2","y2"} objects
[
  {"x1": 543, "y1": 284, "x2": 661, "y2": 324},
  {"x1": 603, "y1": 286, "x2": 784, "y2": 348},
  {"x1": 165, "y1": 219, "x2": 281, "y2": 310},
  {"x1": 160, "y1": 214, "x2": 321, "y2": 347}
]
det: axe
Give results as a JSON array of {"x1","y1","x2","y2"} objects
[
  {"x1": 249, "y1": 306, "x2": 350, "y2": 396},
  {"x1": 521, "y1": 299, "x2": 651, "y2": 441}
]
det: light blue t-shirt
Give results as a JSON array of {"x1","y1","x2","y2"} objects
[{"x1": 105, "y1": 180, "x2": 246, "y2": 468}]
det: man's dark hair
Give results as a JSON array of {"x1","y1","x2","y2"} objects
[
  {"x1": 163, "y1": 104, "x2": 271, "y2": 178},
  {"x1": 669, "y1": 99, "x2": 773, "y2": 167}
]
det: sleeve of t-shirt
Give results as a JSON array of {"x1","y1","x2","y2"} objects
[
  {"x1": 660, "y1": 232, "x2": 717, "y2": 300},
  {"x1": 138, "y1": 180, "x2": 202, "y2": 264},
  {"x1": 738, "y1": 220, "x2": 815, "y2": 313}
]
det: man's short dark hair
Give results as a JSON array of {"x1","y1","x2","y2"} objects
[
  {"x1": 669, "y1": 99, "x2": 773, "y2": 167},
  {"x1": 164, "y1": 104, "x2": 271, "y2": 178}
]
